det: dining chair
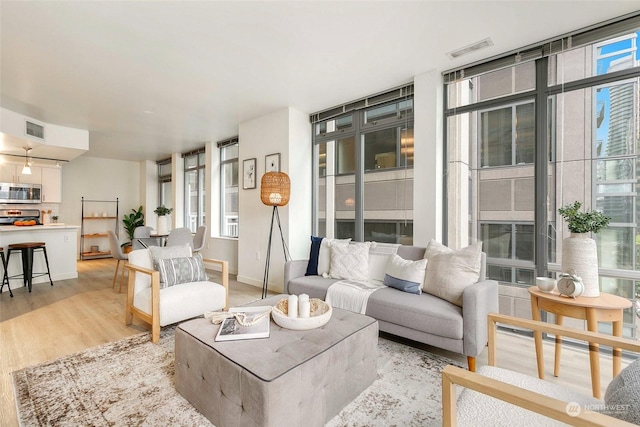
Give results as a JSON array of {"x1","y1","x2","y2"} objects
[
  {"x1": 107, "y1": 230, "x2": 129, "y2": 292},
  {"x1": 166, "y1": 227, "x2": 193, "y2": 248},
  {"x1": 133, "y1": 226, "x2": 160, "y2": 249},
  {"x1": 193, "y1": 225, "x2": 207, "y2": 252}
]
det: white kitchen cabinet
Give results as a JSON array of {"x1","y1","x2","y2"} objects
[
  {"x1": 41, "y1": 166, "x2": 62, "y2": 203},
  {"x1": 0, "y1": 163, "x2": 41, "y2": 184}
]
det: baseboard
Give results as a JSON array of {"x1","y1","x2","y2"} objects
[{"x1": 236, "y1": 275, "x2": 284, "y2": 294}]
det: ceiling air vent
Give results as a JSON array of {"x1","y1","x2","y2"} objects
[
  {"x1": 25, "y1": 120, "x2": 45, "y2": 140},
  {"x1": 447, "y1": 38, "x2": 494, "y2": 59}
]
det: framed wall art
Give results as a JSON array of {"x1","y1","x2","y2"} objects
[
  {"x1": 243, "y1": 158, "x2": 256, "y2": 189},
  {"x1": 265, "y1": 153, "x2": 281, "y2": 173}
]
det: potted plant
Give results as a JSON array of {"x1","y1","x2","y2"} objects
[
  {"x1": 558, "y1": 201, "x2": 610, "y2": 234},
  {"x1": 558, "y1": 201, "x2": 610, "y2": 297},
  {"x1": 154, "y1": 206, "x2": 173, "y2": 235},
  {"x1": 122, "y1": 206, "x2": 145, "y2": 251}
]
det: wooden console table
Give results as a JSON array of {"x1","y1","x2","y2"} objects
[{"x1": 528, "y1": 286, "x2": 631, "y2": 398}]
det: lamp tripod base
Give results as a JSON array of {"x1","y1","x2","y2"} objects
[{"x1": 262, "y1": 206, "x2": 290, "y2": 299}]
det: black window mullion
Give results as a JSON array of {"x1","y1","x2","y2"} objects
[
  {"x1": 355, "y1": 111, "x2": 364, "y2": 242},
  {"x1": 535, "y1": 57, "x2": 549, "y2": 278}
]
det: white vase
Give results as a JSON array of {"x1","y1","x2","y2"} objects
[
  {"x1": 562, "y1": 233, "x2": 599, "y2": 297},
  {"x1": 157, "y1": 216, "x2": 168, "y2": 235}
]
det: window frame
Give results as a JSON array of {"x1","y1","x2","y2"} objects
[
  {"x1": 183, "y1": 150, "x2": 206, "y2": 232},
  {"x1": 220, "y1": 143, "x2": 239, "y2": 238}
]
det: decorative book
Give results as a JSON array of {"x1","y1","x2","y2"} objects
[{"x1": 214, "y1": 306, "x2": 272, "y2": 342}]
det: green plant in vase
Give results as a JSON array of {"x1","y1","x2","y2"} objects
[
  {"x1": 122, "y1": 206, "x2": 145, "y2": 248},
  {"x1": 558, "y1": 201, "x2": 610, "y2": 234},
  {"x1": 154, "y1": 206, "x2": 173, "y2": 235},
  {"x1": 154, "y1": 206, "x2": 174, "y2": 216},
  {"x1": 558, "y1": 201, "x2": 611, "y2": 298}
]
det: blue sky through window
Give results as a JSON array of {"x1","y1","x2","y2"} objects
[{"x1": 595, "y1": 31, "x2": 640, "y2": 156}]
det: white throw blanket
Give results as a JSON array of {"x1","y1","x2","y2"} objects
[{"x1": 326, "y1": 280, "x2": 386, "y2": 314}]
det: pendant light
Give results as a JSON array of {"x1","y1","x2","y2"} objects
[{"x1": 22, "y1": 147, "x2": 32, "y2": 175}]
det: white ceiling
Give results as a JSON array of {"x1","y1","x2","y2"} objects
[{"x1": 1, "y1": 1, "x2": 639, "y2": 162}]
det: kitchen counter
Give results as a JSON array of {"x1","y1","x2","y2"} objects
[
  {"x1": 0, "y1": 225, "x2": 80, "y2": 293},
  {"x1": 0, "y1": 223, "x2": 78, "y2": 231}
]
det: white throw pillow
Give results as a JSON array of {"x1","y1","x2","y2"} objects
[
  {"x1": 329, "y1": 242, "x2": 370, "y2": 280},
  {"x1": 317, "y1": 238, "x2": 351, "y2": 276},
  {"x1": 383, "y1": 254, "x2": 427, "y2": 294},
  {"x1": 423, "y1": 241, "x2": 482, "y2": 307}
]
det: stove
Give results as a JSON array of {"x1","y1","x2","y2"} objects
[{"x1": 0, "y1": 209, "x2": 42, "y2": 225}]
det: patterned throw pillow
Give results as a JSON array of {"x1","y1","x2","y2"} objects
[
  {"x1": 383, "y1": 254, "x2": 428, "y2": 295},
  {"x1": 154, "y1": 253, "x2": 209, "y2": 289},
  {"x1": 603, "y1": 358, "x2": 640, "y2": 424},
  {"x1": 329, "y1": 242, "x2": 370, "y2": 281},
  {"x1": 317, "y1": 238, "x2": 351, "y2": 276},
  {"x1": 422, "y1": 240, "x2": 482, "y2": 307}
]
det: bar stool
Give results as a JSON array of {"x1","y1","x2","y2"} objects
[
  {"x1": 0, "y1": 247, "x2": 12, "y2": 297},
  {"x1": 6, "y1": 242, "x2": 54, "y2": 292}
]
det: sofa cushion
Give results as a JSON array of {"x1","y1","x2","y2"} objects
[
  {"x1": 305, "y1": 236, "x2": 324, "y2": 276},
  {"x1": 318, "y1": 238, "x2": 351, "y2": 276},
  {"x1": 423, "y1": 240, "x2": 482, "y2": 307},
  {"x1": 134, "y1": 280, "x2": 227, "y2": 326},
  {"x1": 603, "y1": 358, "x2": 640, "y2": 423},
  {"x1": 155, "y1": 253, "x2": 209, "y2": 289},
  {"x1": 366, "y1": 288, "x2": 464, "y2": 340},
  {"x1": 288, "y1": 275, "x2": 342, "y2": 300},
  {"x1": 329, "y1": 242, "x2": 370, "y2": 280},
  {"x1": 383, "y1": 254, "x2": 427, "y2": 295}
]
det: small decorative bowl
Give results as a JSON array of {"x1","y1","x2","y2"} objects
[
  {"x1": 536, "y1": 277, "x2": 557, "y2": 293},
  {"x1": 271, "y1": 298, "x2": 332, "y2": 330}
]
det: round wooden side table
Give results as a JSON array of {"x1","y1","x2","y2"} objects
[{"x1": 528, "y1": 286, "x2": 631, "y2": 399}]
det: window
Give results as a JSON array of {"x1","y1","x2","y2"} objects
[
  {"x1": 479, "y1": 102, "x2": 534, "y2": 167},
  {"x1": 445, "y1": 20, "x2": 640, "y2": 338},
  {"x1": 312, "y1": 90, "x2": 414, "y2": 245},
  {"x1": 220, "y1": 141, "x2": 239, "y2": 237},
  {"x1": 157, "y1": 159, "x2": 172, "y2": 211},
  {"x1": 183, "y1": 150, "x2": 205, "y2": 233}
]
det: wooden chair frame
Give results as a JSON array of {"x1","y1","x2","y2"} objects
[
  {"x1": 125, "y1": 258, "x2": 229, "y2": 343},
  {"x1": 442, "y1": 313, "x2": 640, "y2": 427}
]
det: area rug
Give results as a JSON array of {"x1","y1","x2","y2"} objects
[{"x1": 13, "y1": 327, "x2": 462, "y2": 426}]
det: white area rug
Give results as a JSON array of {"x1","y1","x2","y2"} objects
[{"x1": 13, "y1": 326, "x2": 462, "y2": 426}]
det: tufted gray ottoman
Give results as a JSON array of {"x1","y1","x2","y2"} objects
[{"x1": 175, "y1": 294, "x2": 378, "y2": 427}]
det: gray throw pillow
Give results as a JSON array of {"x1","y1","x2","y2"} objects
[
  {"x1": 602, "y1": 358, "x2": 640, "y2": 424},
  {"x1": 154, "y1": 253, "x2": 209, "y2": 289}
]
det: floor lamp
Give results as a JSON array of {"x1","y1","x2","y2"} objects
[{"x1": 260, "y1": 171, "x2": 291, "y2": 299}]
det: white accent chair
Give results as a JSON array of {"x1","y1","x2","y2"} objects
[
  {"x1": 124, "y1": 246, "x2": 228, "y2": 343},
  {"x1": 442, "y1": 313, "x2": 640, "y2": 426}
]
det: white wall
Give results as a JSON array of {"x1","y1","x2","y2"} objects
[
  {"x1": 60, "y1": 156, "x2": 140, "y2": 252},
  {"x1": 139, "y1": 160, "x2": 158, "y2": 225},
  {"x1": 237, "y1": 107, "x2": 311, "y2": 292}
]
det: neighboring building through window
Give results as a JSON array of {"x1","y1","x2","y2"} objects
[
  {"x1": 219, "y1": 137, "x2": 239, "y2": 238},
  {"x1": 445, "y1": 21, "x2": 640, "y2": 338},
  {"x1": 183, "y1": 149, "x2": 205, "y2": 232},
  {"x1": 312, "y1": 87, "x2": 414, "y2": 244}
]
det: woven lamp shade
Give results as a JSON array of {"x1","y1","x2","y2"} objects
[{"x1": 260, "y1": 172, "x2": 290, "y2": 206}]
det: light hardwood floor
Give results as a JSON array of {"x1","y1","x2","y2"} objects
[{"x1": 0, "y1": 259, "x2": 631, "y2": 426}]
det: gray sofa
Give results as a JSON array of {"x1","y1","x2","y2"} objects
[{"x1": 284, "y1": 245, "x2": 499, "y2": 371}]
